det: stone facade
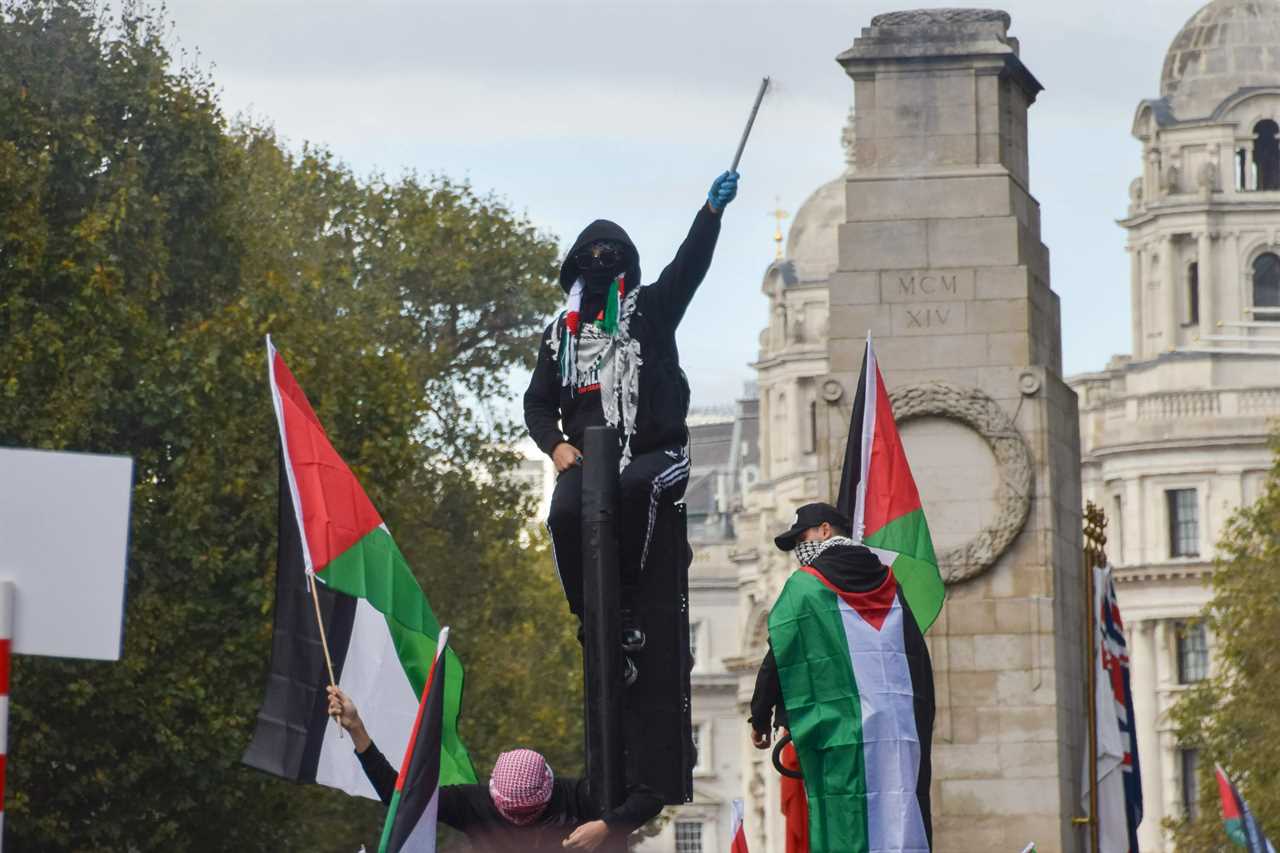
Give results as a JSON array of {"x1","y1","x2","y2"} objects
[
  {"x1": 726, "y1": 9, "x2": 1089, "y2": 852},
  {"x1": 1067, "y1": 2, "x2": 1280, "y2": 849}
]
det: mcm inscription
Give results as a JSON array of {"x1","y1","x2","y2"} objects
[
  {"x1": 898, "y1": 274, "x2": 959, "y2": 298},
  {"x1": 880, "y1": 268, "x2": 975, "y2": 304}
]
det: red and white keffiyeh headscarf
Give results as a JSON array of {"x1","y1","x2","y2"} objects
[{"x1": 488, "y1": 749, "x2": 555, "y2": 826}]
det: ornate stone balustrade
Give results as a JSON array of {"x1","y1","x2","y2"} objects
[{"x1": 1090, "y1": 388, "x2": 1280, "y2": 421}]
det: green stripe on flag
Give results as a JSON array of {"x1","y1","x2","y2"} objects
[
  {"x1": 864, "y1": 509, "x2": 945, "y2": 632},
  {"x1": 378, "y1": 789, "x2": 403, "y2": 853},
  {"x1": 769, "y1": 571, "x2": 870, "y2": 852},
  {"x1": 321, "y1": 527, "x2": 476, "y2": 785}
]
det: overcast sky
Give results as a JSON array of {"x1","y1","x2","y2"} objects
[{"x1": 163, "y1": 0, "x2": 1210, "y2": 407}]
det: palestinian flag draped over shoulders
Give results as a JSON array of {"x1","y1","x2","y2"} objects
[
  {"x1": 837, "y1": 334, "x2": 946, "y2": 632},
  {"x1": 243, "y1": 337, "x2": 476, "y2": 797},
  {"x1": 768, "y1": 565, "x2": 934, "y2": 853}
]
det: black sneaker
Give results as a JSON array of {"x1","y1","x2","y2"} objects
[
  {"x1": 621, "y1": 610, "x2": 646, "y2": 653},
  {"x1": 623, "y1": 655, "x2": 639, "y2": 687}
]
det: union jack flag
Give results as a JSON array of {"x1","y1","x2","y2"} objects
[{"x1": 1097, "y1": 565, "x2": 1143, "y2": 851}]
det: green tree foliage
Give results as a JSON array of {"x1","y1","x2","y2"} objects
[
  {"x1": 1168, "y1": 430, "x2": 1280, "y2": 851},
  {"x1": 0, "y1": 1, "x2": 580, "y2": 848}
]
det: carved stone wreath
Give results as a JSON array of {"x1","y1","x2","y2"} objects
[{"x1": 889, "y1": 382, "x2": 1032, "y2": 585}]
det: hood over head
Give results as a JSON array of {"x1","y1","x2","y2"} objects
[{"x1": 559, "y1": 219, "x2": 640, "y2": 293}]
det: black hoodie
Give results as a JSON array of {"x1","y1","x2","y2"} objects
[{"x1": 522, "y1": 205, "x2": 721, "y2": 458}]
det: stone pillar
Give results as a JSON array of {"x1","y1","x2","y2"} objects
[
  {"x1": 1130, "y1": 245, "x2": 1145, "y2": 358},
  {"x1": 1163, "y1": 236, "x2": 1180, "y2": 350},
  {"x1": 1225, "y1": 231, "x2": 1242, "y2": 324},
  {"x1": 1132, "y1": 620, "x2": 1164, "y2": 852},
  {"x1": 827, "y1": 10, "x2": 1085, "y2": 851},
  {"x1": 1198, "y1": 231, "x2": 1215, "y2": 334}
]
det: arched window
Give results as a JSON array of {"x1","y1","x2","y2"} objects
[
  {"x1": 1252, "y1": 252, "x2": 1280, "y2": 316},
  {"x1": 1187, "y1": 261, "x2": 1200, "y2": 325},
  {"x1": 1254, "y1": 120, "x2": 1280, "y2": 190}
]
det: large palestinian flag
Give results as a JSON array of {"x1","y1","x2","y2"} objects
[
  {"x1": 243, "y1": 338, "x2": 476, "y2": 797},
  {"x1": 378, "y1": 627, "x2": 451, "y2": 853},
  {"x1": 768, "y1": 565, "x2": 934, "y2": 853},
  {"x1": 1216, "y1": 765, "x2": 1276, "y2": 853},
  {"x1": 836, "y1": 334, "x2": 945, "y2": 632}
]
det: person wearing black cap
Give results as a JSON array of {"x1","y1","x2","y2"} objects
[
  {"x1": 523, "y1": 172, "x2": 739, "y2": 682},
  {"x1": 750, "y1": 501, "x2": 935, "y2": 849}
]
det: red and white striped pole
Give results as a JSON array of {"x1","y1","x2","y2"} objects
[{"x1": 0, "y1": 579, "x2": 13, "y2": 847}]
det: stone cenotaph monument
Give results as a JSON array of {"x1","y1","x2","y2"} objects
[{"x1": 819, "y1": 10, "x2": 1087, "y2": 851}]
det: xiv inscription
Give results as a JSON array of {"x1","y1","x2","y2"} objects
[{"x1": 892, "y1": 302, "x2": 966, "y2": 336}]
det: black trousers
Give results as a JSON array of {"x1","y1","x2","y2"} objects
[{"x1": 547, "y1": 447, "x2": 690, "y2": 621}]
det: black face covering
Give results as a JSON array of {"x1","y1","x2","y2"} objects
[{"x1": 575, "y1": 240, "x2": 626, "y2": 290}]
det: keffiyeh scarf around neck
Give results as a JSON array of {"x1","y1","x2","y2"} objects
[
  {"x1": 548, "y1": 274, "x2": 642, "y2": 471},
  {"x1": 793, "y1": 535, "x2": 857, "y2": 567}
]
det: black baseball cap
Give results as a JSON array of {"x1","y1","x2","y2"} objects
[{"x1": 773, "y1": 502, "x2": 852, "y2": 551}]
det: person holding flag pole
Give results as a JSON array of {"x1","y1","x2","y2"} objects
[{"x1": 329, "y1": 683, "x2": 663, "y2": 851}]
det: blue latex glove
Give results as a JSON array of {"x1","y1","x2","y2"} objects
[{"x1": 707, "y1": 170, "x2": 739, "y2": 211}]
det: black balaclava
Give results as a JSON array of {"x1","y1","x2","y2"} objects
[
  {"x1": 578, "y1": 239, "x2": 627, "y2": 320},
  {"x1": 560, "y1": 220, "x2": 640, "y2": 291}
]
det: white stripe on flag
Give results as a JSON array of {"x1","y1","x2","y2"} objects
[
  {"x1": 398, "y1": 786, "x2": 441, "y2": 853},
  {"x1": 316, "y1": 596, "x2": 420, "y2": 799},
  {"x1": 853, "y1": 333, "x2": 877, "y2": 542},
  {"x1": 837, "y1": 594, "x2": 929, "y2": 853}
]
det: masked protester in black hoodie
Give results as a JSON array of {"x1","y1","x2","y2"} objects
[{"x1": 524, "y1": 172, "x2": 739, "y2": 681}]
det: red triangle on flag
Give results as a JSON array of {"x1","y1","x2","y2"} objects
[
  {"x1": 268, "y1": 339, "x2": 384, "y2": 575},
  {"x1": 862, "y1": 365, "x2": 923, "y2": 539}
]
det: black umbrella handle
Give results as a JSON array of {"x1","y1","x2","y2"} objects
[{"x1": 771, "y1": 733, "x2": 803, "y2": 779}]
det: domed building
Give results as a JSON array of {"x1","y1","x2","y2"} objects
[{"x1": 1071, "y1": 0, "x2": 1280, "y2": 848}]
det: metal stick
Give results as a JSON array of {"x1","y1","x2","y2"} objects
[{"x1": 730, "y1": 76, "x2": 771, "y2": 173}]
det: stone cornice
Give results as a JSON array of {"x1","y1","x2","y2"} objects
[{"x1": 1113, "y1": 562, "x2": 1212, "y2": 583}]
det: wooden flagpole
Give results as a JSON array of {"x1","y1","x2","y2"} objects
[{"x1": 308, "y1": 573, "x2": 342, "y2": 738}]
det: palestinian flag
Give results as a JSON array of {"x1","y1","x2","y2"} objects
[
  {"x1": 1216, "y1": 765, "x2": 1276, "y2": 852},
  {"x1": 768, "y1": 565, "x2": 934, "y2": 853},
  {"x1": 378, "y1": 627, "x2": 451, "y2": 853},
  {"x1": 243, "y1": 338, "x2": 476, "y2": 797},
  {"x1": 836, "y1": 334, "x2": 945, "y2": 632},
  {"x1": 730, "y1": 798, "x2": 749, "y2": 853}
]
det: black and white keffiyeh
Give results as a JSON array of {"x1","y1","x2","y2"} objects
[{"x1": 793, "y1": 535, "x2": 857, "y2": 567}]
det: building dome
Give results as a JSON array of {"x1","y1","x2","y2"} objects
[
  {"x1": 784, "y1": 177, "x2": 845, "y2": 283},
  {"x1": 1161, "y1": 0, "x2": 1280, "y2": 119}
]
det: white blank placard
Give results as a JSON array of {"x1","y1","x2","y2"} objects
[{"x1": 0, "y1": 448, "x2": 133, "y2": 660}]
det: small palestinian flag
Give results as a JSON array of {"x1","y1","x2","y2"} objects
[
  {"x1": 730, "y1": 798, "x2": 749, "y2": 853},
  {"x1": 1216, "y1": 764, "x2": 1276, "y2": 852},
  {"x1": 779, "y1": 743, "x2": 809, "y2": 853},
  {"x1": 768, "y1": 565, "x2": 934, "y2": 853},
  {"x1": 243, "y1": 338, "x2": 476, "y2": 797},
  {"x1": 379, "y1": 627, "x2": 451, "y2": 853},
  {"x1": 836, "y1": 333, "x2": 945, "y2": 632}
]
